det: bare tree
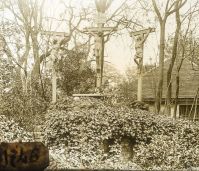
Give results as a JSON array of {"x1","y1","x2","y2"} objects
[
  {"x1": 174, "y1": 28, "x2": 199, "y2": 118},
  {"x1": 2, "y1": 0, "x2": 93, "y2": 95},
  {"x1": 166, "y1": 0, "x2": 184, "y2": 115},
  {"x1": 151, "y1": 0, "x2": 187, "y2": 113},
  {"x1": 166, "y1": 0, "x2": 199, "y2": 116},
  {"x1": 1, "y1": 0, "x2": 46, "y2": 93}
]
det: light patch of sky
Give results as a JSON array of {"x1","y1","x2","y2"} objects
[
  {"x1": 0, "y1": 0, "x2": 169, "y2": 74},
  {"x1": 2, "y1": 0, "x2": 198, "y2": 74},
  {"x1": 43, "y1": 0, "x2": 67, "y2": 32},
  {"x1": 105, "y1": 1, "x2": 159, "y2": 74},
  {"x1": 42, "y1": 0, "x2": 138, "y2": 74}
]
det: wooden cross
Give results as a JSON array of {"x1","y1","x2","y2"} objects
[
  {"x1": 83, "y1": 26, "x2": 116, "y2": 88},
  {"x1": 41, "y1": 31, "x2": 69, "y2": 103},
  {"x1": 130, "y1": 27, "x2": 155, "y2": 101},
  {"x1": 130, "y1": 27, "x2": 155, "y2": 71}
]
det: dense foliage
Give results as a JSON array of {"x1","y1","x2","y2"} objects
[
  {"x1": 44, "y1": 97, "x2": 199, "y2": 170},
  {"x1": 0, "y1": 89, "x2": 48, "y2": 131},
  {"x1": 0, "y1": 48, "x2": 95, "y2": 131},
  {"x1": 0, "y1": 114, "x2": 33, "y2": 142},
  {"x1": 56, "y1": 49, "x2": 95, "y2": 95},
  {"x1": 0, "y1": 51, "x2": 51, "y2": 131},
  {"x1": 0, "y1": 57, "x2": 14, "y2": 93}
]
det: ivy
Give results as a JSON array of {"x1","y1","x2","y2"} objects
[{"x1": 44, "y1": 97, "x2": 199, "y2": 170}]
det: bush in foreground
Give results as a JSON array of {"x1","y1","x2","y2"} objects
[
  {"x1": 0, "y1": 114, "x2": 33, "y2": 142},
  {"x1": 44, "y1": 97, "x2": 199, "y2": 170}
]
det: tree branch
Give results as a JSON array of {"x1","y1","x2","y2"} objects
[
  {"x1": 152, "y1": 0, "x2": 162, "y2": 22},
  {"x1": 167, "y1": 0, "x2": 187, "y2": 16}
]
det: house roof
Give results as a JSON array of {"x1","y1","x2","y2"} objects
[{"x1": 141, "y1": 58, "x2": 199, "y2": 101}]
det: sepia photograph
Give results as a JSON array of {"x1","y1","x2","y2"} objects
[{"x1": 0, "y1": 0, "x2": 199, "y2": 170}]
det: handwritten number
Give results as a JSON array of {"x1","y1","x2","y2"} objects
[
  {"x1": 18, "y1": 147, "x2": 27, "y2": 164},
  {"x1": 10, "y1": 149, "x2": 17, "y2": 167},
  {"x1": 30, "y1": 147, "x2": 39, "y2": 162},
  {"x1": 0, "y1": 144, "x2": 41, "y2": 168}
]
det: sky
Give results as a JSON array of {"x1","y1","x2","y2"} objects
[
  {"x1": 104, "y1": 0, "x2": 199, "y2": 74},
  {"x1": 2, "y1": 0, "x2": 198, "y2": 75},
  {"x1": 42, "y1": 0, "x2": 160, "y2": 74}
]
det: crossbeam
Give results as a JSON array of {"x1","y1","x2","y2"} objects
[
  {"x1": 73, "y1": 93, "x2": 111, "y2": 98},
  {"x1": 130, "y1": 28, "x2": 155, "y2": 37},
  {"x1": 41, "y1": 31, "x2": 70, "y2": 37},
  {"x1": 83, "y1": 27, "x2": 116, "y2": 33}
]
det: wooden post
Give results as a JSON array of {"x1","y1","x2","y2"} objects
[
  {"x1": 137, "y1": 69, "x2": 143, "y2": 101},
  {"x1": 98, "y1": 24, "x2": 104, "y2": 87},
  {"x1": 52, "y1": 66, "x2": 57, "y2": 103},
  {"x1": 50, "y1": 44, "x2": 59, "y2": 104},
  {"x1": 130, "y1": 28, "x2": 155, "y2": 101},
  {"x1": 95, "y1": 33, "x2": 103, "y2": 88},
  {"x1": 41, "y1": 31, "x2": 69, "y2": 103},
  {"x1": 97, "y1": 16, "x2": 105, "y2": 87}
]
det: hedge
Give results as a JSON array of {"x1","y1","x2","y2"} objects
[{"x1": 44, "y1": 97, "x2": 199, "y2": 170}]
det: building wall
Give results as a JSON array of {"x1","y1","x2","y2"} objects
[{"x1": 142, "y1": 59, "x2": 199, "y2": 100}]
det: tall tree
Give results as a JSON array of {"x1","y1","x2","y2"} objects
[
  {"x1": 166, "y1": 0, "x2": 184, "y2": 115},
  {"x1": 166, "y1": 0, "x2": 199, "y2": 116},
  {"x1": 174, "y1": 30, "x2": 199, "y2": 117},
  {"x1": 151, "y1": 0, "x2": 187, "y2": 113},
  {"x1": 2, "y1": 0, "x2": 45, "y2": 92}
]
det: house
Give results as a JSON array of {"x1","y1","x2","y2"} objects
[{"x1": 141, "y1": 58, "x2": 199, "y2": 120}]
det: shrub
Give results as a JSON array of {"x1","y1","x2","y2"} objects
[
  {"x1": 44, "y1": 97, "x2": 199, "y2": 169},
  {"x1": 0, "y1": 114, "x2": 33, "y2": 142},
  {"x1": 0, "y1": 89, "x2": 49, "y2": 131},
  {"x1": 56, "y1": 49, "x2": 95, "y2": 95}
]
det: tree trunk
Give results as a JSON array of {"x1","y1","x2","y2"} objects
[
  {"x1": 174, "y1": 58, "x2": 184, "y2": 118},
  {"x1": 174, "y1": 72, "x2": 179, "y2": 118},
  {"x1": 166, "y1": 5, "x2": 181, "y2": 116},
  {"x1": 152, "y1": 0, "x2": 187, "y2": 114},
  {"x1": 155, "y1": 21, "x2": 166, "y2": 113},
  {"x1": 30, "y1": 0, "x2": 39, "y2": 80}
]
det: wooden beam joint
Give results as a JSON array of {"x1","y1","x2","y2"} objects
[{"x1": 130, "y1": 28, "x2": 155, "y2": 37}]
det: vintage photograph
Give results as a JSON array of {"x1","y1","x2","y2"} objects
[{"x1": 0, "y1": 0, "x2": 198, "y2": 170}]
